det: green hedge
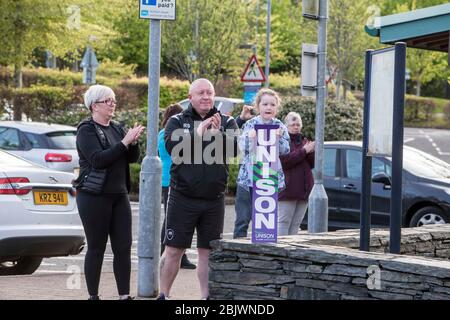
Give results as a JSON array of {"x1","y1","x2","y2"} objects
[
  {"x1": 278, "y1": 97, "x2": 363, "y2": 141},
  {"x1": 404, "y1": 95, "x2": 436, "y2": 122},
  {"x1": 444, "y1": 102, "x2": 450, "y2": 121},
  {"x1": 129, "y1": 163, "x2": 141, "y2": 195}
]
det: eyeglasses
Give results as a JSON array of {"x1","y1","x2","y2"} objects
[{"x1": 95, "y1": 98, "x2": 117, "y2": 106}]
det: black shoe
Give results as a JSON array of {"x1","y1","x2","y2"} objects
[
  {"x1": 180, "y1": 255, "x2": 196, "y2": 269},
  {"x1": 88, "y1": 295, "x2": 100, "y2": 300}
]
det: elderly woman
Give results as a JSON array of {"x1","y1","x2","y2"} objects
[
  {"x1": 278, "y1": 112, "x2": 315, "y2": 236},
  {"x1": 73, "y1": 84, "x2": 145, "y2": 300}
]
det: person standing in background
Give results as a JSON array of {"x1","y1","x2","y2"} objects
[
  {"x1": 158, "y1": 103, "x2": 196, "y2": 269},
  {"x1": 278, "y1": 112, "x2": 315, "y2": 235}
]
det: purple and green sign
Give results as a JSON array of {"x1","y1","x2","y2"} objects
[{"x1": 251, "y1": 124, "x2": 279, "y2": 243}]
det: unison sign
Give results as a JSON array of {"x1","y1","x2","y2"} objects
[{"x1": 252, "y1": 124, "x2": 279, "y2": 243}]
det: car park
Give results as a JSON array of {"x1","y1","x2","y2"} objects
[
  {"x1": 0, "y1": 121, "x2": 79, "y2": 173},
  {"x1": 302, "y1": 141, "x2": 450, "y2": 230},
  {"x1": 0, "y1": 150, "x2": 84, "y2": 275}
]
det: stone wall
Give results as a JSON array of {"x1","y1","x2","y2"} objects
[{"x1": 209, "y1": 224, "x2": 450, "y2": 300}]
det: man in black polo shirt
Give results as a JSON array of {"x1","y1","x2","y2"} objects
[{"x1": 158, "y1": 78, "x2": 238, "y2": 300}]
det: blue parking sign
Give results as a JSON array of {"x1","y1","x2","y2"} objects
[{"x1": 142, "y1": 0, "x2": 156, "y2": 5}]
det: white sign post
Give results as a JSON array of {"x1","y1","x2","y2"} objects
[
  {"x1": 368, "y1": 48, "x2": 395, "y2": 156},
  {"x1": 139, "y1": 0, "x2": 176, "y2": 20}
]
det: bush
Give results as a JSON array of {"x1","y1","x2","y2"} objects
[
  {"x1": 226, "y1": 159, "x2": 240, "y2": 196},
  {"x1": 271, "y1": 72, "x2": 300, "y2": 96},
  {"x1": 278, "y1": 96, "x2": 363, "y2": 141},
  {"x1": 129, "y1": 163, "x2": 141, "y2": 195},
  {"x1": 444, "y1": 102, "x2": 450, "y2": 121},
  {"x1": 404, "y1": 95, "x2": 436, "y2": 122},
  {"x1": 96, "y1": 59, "x2": 136, "y2": 79}
]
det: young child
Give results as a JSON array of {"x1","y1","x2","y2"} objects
[{"x1": 234, "y1": 88, "x2": 290, "y2": 238}]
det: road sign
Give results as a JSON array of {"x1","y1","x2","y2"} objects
[
  {"x1": 241, "y1": 54, "x2": 266, "y2": 82},
  {"x1": 139, "y1": 0, "x2": 176, "y2": 20},
  {"x1": 80, "y1": 47, "x2": 99, "y2": 85},
  {"x1": 243, "y1": 84, "x2": 261, "y2": 104}
]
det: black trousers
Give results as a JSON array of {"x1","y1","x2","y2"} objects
[{"x1": 77, "y1": 191, "x2": 132, "y2": 296}]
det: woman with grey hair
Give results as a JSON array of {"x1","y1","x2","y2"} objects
[
  {"x1": 278, "y1": 111, "x2": 315, "y2": 235},
  {"x1": 73, "y1": 84, "x2": 145, "y2": 300}
]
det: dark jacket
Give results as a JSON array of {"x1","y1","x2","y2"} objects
[
  {"x1": 279, "y1": 133, "x2": 315, "y2": 201},
  {"x1": 73, "y1": 118, "x2": 139, "y2": 194},
  {"x1": 164, "y1": 104, "x2": 239, "y2": 200}
]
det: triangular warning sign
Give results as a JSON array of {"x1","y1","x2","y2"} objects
[{"x1": 241, "y1": 54, "x2": 266, "y2": 82}]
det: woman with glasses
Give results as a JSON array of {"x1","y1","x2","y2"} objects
[
  {"x1": 278, "y1": 112, "x2": 315, "y2": 236},
  {"x1": 73, "y1": 84, "x2": 145, "y2": 300}
]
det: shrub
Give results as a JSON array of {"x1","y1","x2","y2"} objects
[
  {"x1": 129, "y1": 163, "x2": 141, "y2": 195},
  {"x1": 271, "y1": 72, "x2": 300, "y2": 96},
  {"x1": 444, "y1": 102, "x2": 450, "y2": 121},
  {"x1": 404, "y1": 95, "x2": 436, "y2": 122},
  {"x1": 226, "y1": 159, "x2": 240, "y2": 196},
  {"x1": 278, "y1": 96, "x2": 363, "y2": 141},
  {"x1": 96, "y1": 59, "x2": 136, "y2": 79}
]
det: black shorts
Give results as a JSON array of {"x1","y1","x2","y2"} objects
[{"x1": 163, "y1": 189, "x2": 225, "y2": 249}]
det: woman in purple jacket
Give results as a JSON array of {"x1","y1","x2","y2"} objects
[{"x1": 278, "y1": 112, "x2": 315, "y2": 235}]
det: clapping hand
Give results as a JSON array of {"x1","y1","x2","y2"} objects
[
  {"x1": 196, "y1": 113, "x2": 221, "y2": 136},
  {"x1": 304, "y1": 141, "x2": 315, "y2": 154},
  {"x1": 240, "y1": 105, "x2": 254, "y2": 120},
  {"x1": 122, "y1": 123, "x2": 145, "y2": 146}
]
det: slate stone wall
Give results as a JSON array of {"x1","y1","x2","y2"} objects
[{"x1": 209, "y1": 225, "x2": 450, "y2": 300}]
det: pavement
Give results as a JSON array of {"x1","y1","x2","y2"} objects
[{"x1": 0, "y1": 265, "x2": 201, "y2": 300}]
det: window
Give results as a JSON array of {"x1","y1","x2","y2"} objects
[
  {"x1": 24, "y1": 132, "x2": 44, "y2": 148},
  {"x1": 46, "y1": 131, "x2": 76, "y2": 149},
  {"x1": 324, "y1": 148, "x2": 337, "y2": 177},
  {"x1": 346, "y1": 149, "x2": 391, "y2": 179},
  {"x1": 0, "y1": 127, "x2": 20, "y2": 150}
]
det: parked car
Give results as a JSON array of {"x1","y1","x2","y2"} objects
[
  {"x1": 0, "y1": 150, "x2": 84, "y2": 275},
  {"x1": 0, "y1": 121, "x2": 79, "y2": 173},
  {"x1": 178, "y1": 96, "x2": 244, "y2": 115},
  {"x1": 302, "y1": 141, "x2": 450, "y2": 230}
]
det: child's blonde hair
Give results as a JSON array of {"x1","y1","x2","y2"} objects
[{"x1": 253, "y1": 88, "x2": 281, "y2": 112}]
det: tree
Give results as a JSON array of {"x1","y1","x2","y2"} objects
[
  {"x1": 383, "y1": 0, "x2": 449, "y2": 97},
  {"x1": 0, "y1": 0, "x2": 124, "y2": 119},
  {"x1": 111, "y1": 0, "x2": 250, "y2": 83},
  {"x1": 327, "y1": 0, "x2": 380, "y2": 102}
]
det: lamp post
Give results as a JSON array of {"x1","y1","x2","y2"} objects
[{"x1": 306, "y1": 0, "x2": 329, "y2": 233}]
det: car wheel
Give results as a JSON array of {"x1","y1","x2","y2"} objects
[
  {"x1": 409, "y1": 206, "x2": 450, "y2": 227},
  {"x1": 0, "y1": 257, "x2": 43, "y2": 276}
]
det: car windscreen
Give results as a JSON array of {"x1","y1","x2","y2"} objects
[
  {"x1": 46, "y1": 131, "x2": 77, "y2": 149},
  {"x1": 0, "y1": 151, "x2": 34, "y2": 167},
  {"x1": 403, "y1": 148, "x2": 450, "y2": 179}
]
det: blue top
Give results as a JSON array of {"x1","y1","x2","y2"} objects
[{"x1": 158, "y1": 129, "x2": 171, "y2": 187}]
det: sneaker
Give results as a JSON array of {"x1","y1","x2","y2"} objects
[
  {"x1": 180, "y1": 255, "x2": 196, "y2": 269},
  {"x1": 119, "y1": 295, "x2": 134, "y2": 300},
  {"x1": 88, "y1": 295, "x2": 100, "y2": 300}
]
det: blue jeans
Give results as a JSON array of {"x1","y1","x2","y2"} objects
[{"x1": 233, "y1": 185, "x2": 253, "y2": 238}]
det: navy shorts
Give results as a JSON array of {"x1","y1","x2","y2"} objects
[{"x1": 163, "y1": 189, "x2": 225, "y2": 249}]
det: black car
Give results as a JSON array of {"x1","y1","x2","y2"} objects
[{"x1": 303, "y1": 141, "x2": 450, "y2": 230}]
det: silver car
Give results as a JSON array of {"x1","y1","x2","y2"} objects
[
  {"x1": 0, "y1": 121, "x2": 79, "y2": 173},
  {"x1": 0, "y1": 150, "x2": 84, "y2": 275}
]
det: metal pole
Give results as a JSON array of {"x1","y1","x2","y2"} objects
[
  {"x1": 360, "y1": 50, "x2": 374, "y2": 251},
  {"x1": 137, "y1": 19, "x2": 162, "y2": 297},
  {"x1": 253, "y1": 0, "x2": 260, "y2": 56},
  {"x1": 264, "y1": 0, "x2": 271, "y2": 88},
  {"x1": 389, "y1": 42, "x2": 406, "y2": 254},
  {"x1": 308, "y1": 0, "x2": 328, "y2": 233}
]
